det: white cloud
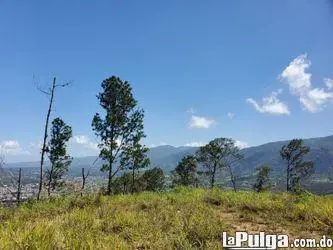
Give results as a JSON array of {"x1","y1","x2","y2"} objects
[
  {"x1": 185, "y1": 141, "x2": 206, "y2": 147},
  {"x1": 189, "y1": 115, "x2": 216, "y2": 129},
  {"x1": 280, "y1": 54, "x2": 333, "y2": 112},
  {"x1": 299, "y1": 88, "x2": 333, "y2": 112},
  {"x1": 186, "y1": 108, "x2": 196, "y2": 114},
  {"x1": 324, "y1": 78, "x2": 333, "y2": 89},
  {"x1": 280, "y1": 54, "x2": 312, "y2": 95},
  {"x1": 246, "y1": 89, "x2": 290, "y2": 115},
  {"x1": 70, "y1": 136, "x2": 127, "y2": 156},
  {"x1": 72, "y1": 135, "x2": 98, "y2": 150},
  {"x1": 235, "y1": 140, "x2": 249, "y2": 149},
  {"x1": 26, "y1": 136, "x2": 99, "y2": 159},
  {"x1": 68, "y1": 135, "x2": 99, "y2": 157},
  {"x1": 0, "y1": 140, "x2": 31, "y2": 156},
  {"x1": 150, "y1": 142, "x2": 167, "y2": 148},
  {"x1": 28, "y1": 140, "x2": 43, "y2": 150},
  {"x1": 227, "y1": 112, "x2": 235, "y2": 119},
  {"x1": 73, "y1": 135, "x2": 89, "y2": 145}
]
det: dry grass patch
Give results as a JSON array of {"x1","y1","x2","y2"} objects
[{"x1": 0, "y1": 187, "x2": 332, "y2": 249}]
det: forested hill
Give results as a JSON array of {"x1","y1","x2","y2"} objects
[{"x1": 236, "y1": 135, "x2": 333, "y2": 174}]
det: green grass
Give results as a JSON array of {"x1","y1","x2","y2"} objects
[{"x1": 0, "y1": 187, "x2": 332, "y2": 249}]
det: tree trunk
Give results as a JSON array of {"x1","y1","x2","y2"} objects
[
  {"x1": 286, "y1": 160, "x2": 290, "y2": 191},
  {"x1": 81, "y1": 167, "x2": 86, "y2": 197},
  {"x1": 123, "y1": 179, "x2": 126, "y2": 194},
  {"x1": 16, "y1": 168, "x2": 22, "y2": 206},
  {"x1": 131, "y1": 166, "x2": 135, "y2": 194},
  {"x1": 211, "y1": 164, "x2": 216, "y2": 188},
  {"x1": 107, "y1": 127, "x2": 115, "y2": 196},
  {"x1": 47, "y1": 165, "x2": 54, "y2": 197},
  {"x1": 107, "y1": 161, "x2": 113, "y2": 195},
  {"x1": 231, "y1": 177, "x2": 236, "y2": 192},
  {"x1": 228, "y1": 164, "x2": 237, "y2": 192},
  {"x1": 37, "y1": 77, "x2": 56, "y2": 201}
]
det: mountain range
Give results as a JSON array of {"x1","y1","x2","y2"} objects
[
  {"x1": 3, "y1": 135, "x2": 333, "y2": 193},
  {"x1": 5, "y1": 135, "x2": 333, "y2": 174}
]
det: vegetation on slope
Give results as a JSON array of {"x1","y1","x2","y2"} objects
[{"x1": 0, "y1": 187, "x2": 332, "y2": 249}]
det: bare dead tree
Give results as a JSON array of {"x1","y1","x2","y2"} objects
[
  {"x1": 0, "y1": 157, "x2": 23, "y2": 205},
  {"x1": 80, "y1": 156, "x2": 100, "y2": 196},
  {"x1": 81, "y1": 167, "x2": 90, "y2": 196},
  {"x1": 0, "y1": 154, "x2": 9, "y2": 196},
  {"x1": 0, "y1": 154, "x2": 14, "y2": 199},
  {"x1": 35, "y1": 77, "x2": 73, "y2": 201}
]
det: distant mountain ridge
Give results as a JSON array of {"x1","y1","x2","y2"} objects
[{"x1": 5, "y1": 135, "x2": 333, "y2": 176}]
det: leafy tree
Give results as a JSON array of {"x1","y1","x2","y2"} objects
[
  {"x1": 92, "y1": 76, "x2": 144, "y2": 195},
  {"x1": 113, "y1": 168, "x2": 165, "y2": 195},
  {"x1": 112, "y1": 172, "x2": 133, "y2": 194},
  {"x1": 172, "y1": 155, "x2": 198, "y2": 187},
  {"x1": 45, "y1": 118, "x2": 72, "y2": 196},
  {"x1": 253, "y1": 165, "x2": 271, "y2": 192},
  {"x1": 121, "y1": 131, "x2": 150, "y2": 194},
  {"x1": 196, "y1": 138, "x2": 243, "y2": 189},
  {"x1": 141, "y1": 167, "x2": 165, "y2": 192},
  {"x1": 280, "y1": 138, "x2": 314, "y2": 192}
]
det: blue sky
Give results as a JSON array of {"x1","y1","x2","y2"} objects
[{"x1": 1, "y1": 1, "x2": 333, "y2": 162}]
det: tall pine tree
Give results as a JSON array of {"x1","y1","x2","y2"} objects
[
  {"x1": 92, "y1": 76, "x2": 145, "y2": 195},
  {"x1": 45, "y1": 117, "x2": 72, "y2": 196}
]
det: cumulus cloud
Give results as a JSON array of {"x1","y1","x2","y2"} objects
[
  {"x1": 280, "y1": 54, "x2": 312, "y2": 95},
  {"x1": 235, "y1": 140, "x2": 249, "y2": 149},
  {"x1": 280, "y1": 54, "x2": 333, "y2": 112},
  {"x1": 66, "y1": 135, "x2": 100, "y2": 157},
  {"x1": 72, "y1": 135, "x2": 98, "y2": 150},
  {"x1": 299, "y1": 88, "x2": 333, "y2": 112},
  {"x1": 73, "y1": 135, "x2": 90, "y2": 145},
  {"x1": 227, "y1": 112, "x2": 235, "y2": 119},
  {"x1": 27, "y1": 136, "x2": 100, "y2": 159},
  {"x1": 246, "y1": 89, "x2": 290, "y2": 115},
  {"x1": 189, "y1": 115, "x2": 216, "y2": 129},
  {"x1": 0, "y1": 140, "x2": 30, "y2": 155},
  {"x1": 324, "y1": 78, "x2": 333, "y2": 90}
]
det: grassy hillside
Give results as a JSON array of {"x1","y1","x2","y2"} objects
[{"x1": 0, "y1": 188, "x2": 332, "y2": 249}]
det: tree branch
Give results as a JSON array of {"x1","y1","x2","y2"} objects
[{"x1": 55, "y1": 80, "x2": 74, "y2": 88}]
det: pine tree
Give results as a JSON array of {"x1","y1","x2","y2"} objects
[
  {"x1": 280, "y1": 139, "x2": 314, "y2": 192},
  {"x1": 172, "y1": 155, "x2": 198, "y2": 187},
  {"x1": 45, "y1": 118, "x2": 72, "y2": 196},
  {"x1": 253, "y1": 165, "x2": 271, "y2": 192},
  {"x1": 92, "y1": 76, "x2": 145, "y2": 195},
  {"x1": 196, "y1": 138, "x2": 243, "y2": 189}
]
